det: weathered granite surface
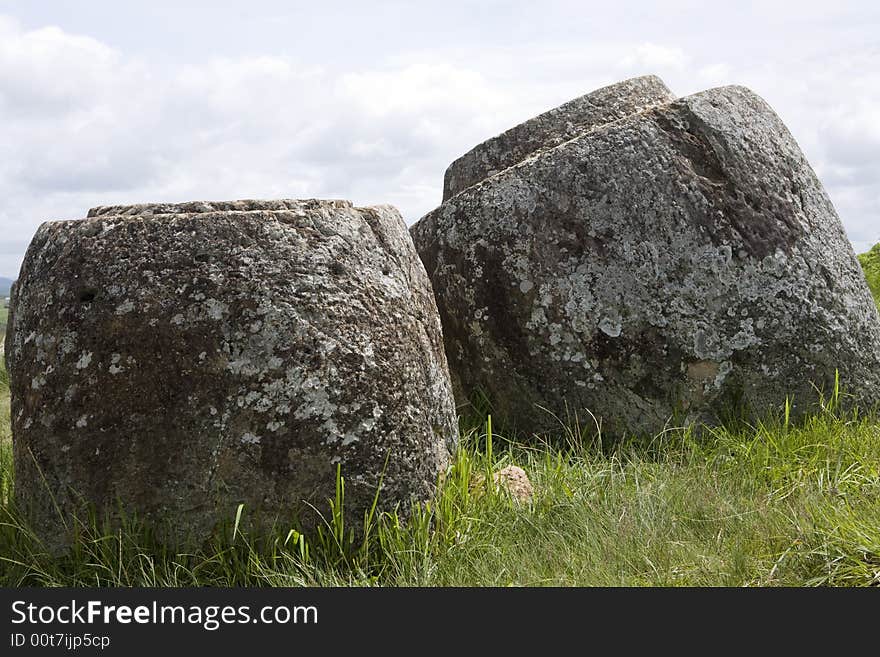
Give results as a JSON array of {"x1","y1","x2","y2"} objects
[
  {"x1": 442, "y1": 75, "x2": 675, "y2": 201},
  {"x1": 7, "y1": 199, "x2": 457, "y2": 548},
  {"x1": 413, "y1": 83, "x2": 880, "y2": 438}
]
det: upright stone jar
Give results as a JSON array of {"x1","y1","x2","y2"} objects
[{"x1": 6, "y1": 199, "x2": 457, "y2": 549}]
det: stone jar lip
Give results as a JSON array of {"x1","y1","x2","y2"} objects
[
  {"x1": 429, "y1": 83, "x2": 773, "y2": 230},
  {"x1": 86, "y1": 198, "x2": 357, "y2": 218},
  {"x1": 441, "y1": 74, "x2": 676, "y2": 201}
]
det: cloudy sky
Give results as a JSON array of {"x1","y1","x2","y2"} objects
[{"x1": 0, "y1": 1, "x2": 877, "y2": 278}]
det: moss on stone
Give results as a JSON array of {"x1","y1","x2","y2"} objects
[{"x1": 858, "y1": 243, "x2": 880, "y2": 307}]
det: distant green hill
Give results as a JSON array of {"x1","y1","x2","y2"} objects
[
  {"x1": 858, "y1": 243, "x2": 880, "y2": 307},
  {"x1": 1, "y1": 278, "x2": 12, "y2": 334}
]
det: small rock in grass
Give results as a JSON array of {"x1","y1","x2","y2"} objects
[{"x1": 471, "y1": 465, "x2": 534, "y2": 503}]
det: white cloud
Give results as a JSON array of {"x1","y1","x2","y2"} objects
[
  {"x1": 0, "y1": 19, "x2": 114, "y2": 113},
  {"x1": 619, "y1": 43, "x2": 688, "y2": 72},
  {"x1": 0, "y1": 21, "x2": 535, "y2": 277},
  {"x1": 0, "y1": 8, "x2": 877, "y2": 278},
  {"x1": 339, "y1": 64, "x2": 506, "y2": 118}
]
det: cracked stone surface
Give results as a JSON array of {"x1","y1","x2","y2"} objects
[
  {"x1": 442, "y1": 75, "x2": 675, "y2": 201},
  {"x1": 7, "y1": 199, "x2": 457, "y2": 549},
  {"x1": 412, "y1": 80, "x2": 880, "y2": 439}
]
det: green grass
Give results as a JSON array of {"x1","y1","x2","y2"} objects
[
  {"x1": 1, "y1": 355, "x2": 879, "y2": 586},
  {"x1": 860, "y1": 242, "x2": 880, "y2": 308},
  {"x1": 0, "y1": 247, "x2": 878, "y2": 587}
]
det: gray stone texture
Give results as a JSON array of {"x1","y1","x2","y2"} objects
[
  {"x1": 442, "y1": 75, "x2": 675, "y2": 201},
  {"x1": 7, "y1": 199, "x2": 457, "y2": 549},
  {"x1": 413, "y1": 81, "x2": 880, "y2": 438}
]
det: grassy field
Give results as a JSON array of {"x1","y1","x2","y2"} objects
[
  {"x1": 859, "y1": 243, "x2": 880, "y2": 307},
  {"x1": 0, "y1": 251, "x2": 878, "y2": 587},
  {"x1": 2, "y1": 359, "x2": 879, "y2": 586}
]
